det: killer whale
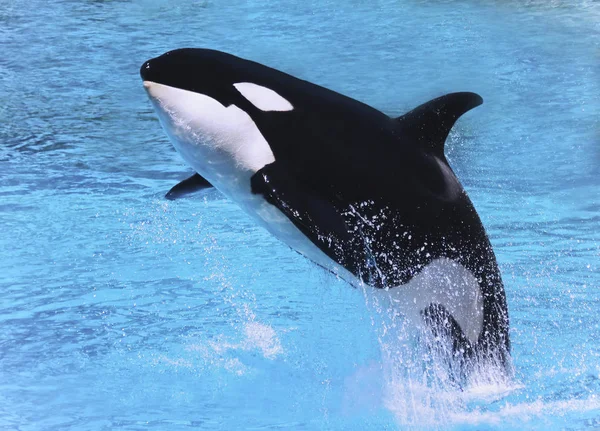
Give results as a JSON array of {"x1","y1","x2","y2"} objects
[{"x1": 141, "y1": 48, "x2": 510, "y2": 369}]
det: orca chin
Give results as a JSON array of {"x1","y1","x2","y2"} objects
[{"x1": 141, "y1": 48, "x2": 511, "y2": 374}]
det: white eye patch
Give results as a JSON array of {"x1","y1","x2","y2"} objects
[{"x1": 234, "y1": 82, "x2": 294, "y2": 112}]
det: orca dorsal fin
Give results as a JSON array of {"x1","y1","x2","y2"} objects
[{"x1": 395, "y1": 92, "x2": 483, "y2": 157}]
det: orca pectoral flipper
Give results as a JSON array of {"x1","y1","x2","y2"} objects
[
  {"x1": 165, "y1": 173, "x2": 213, "y2": 200},
  {"x1": 250, "y1": 163, "x2": 352, "y2": 259}
]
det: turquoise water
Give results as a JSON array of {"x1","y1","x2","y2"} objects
[{"x1": 1, "y1": 0, "x2": 599, "y2": 429}]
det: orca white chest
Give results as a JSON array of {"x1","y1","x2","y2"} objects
[
  {"x1": 143, "y1": 82, "x2": 274, "y2": 200},
  {"x1": 143, "y1": 81, "x2": 351, "y2": 278}
]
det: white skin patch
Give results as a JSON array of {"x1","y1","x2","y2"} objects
[
  {"x1": 143, "y1": 81, "x2": 333, "y2": 266},
  {"x1": 144, "y1": 81, "x2": 482, "y2": 343},
  {"x1": 233, "y1": 82, "x2": 293, "y2": 112},
  {"x1": 143, "y1": 81, "x2": 274, "y2": 198},
  {"x1": 382, "y1": 258, "x2": 484, "y2": 344}
]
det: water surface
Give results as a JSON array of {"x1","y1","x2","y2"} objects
[{"x1": 1, "y1": 0, "x2": 599, "y2": 429}]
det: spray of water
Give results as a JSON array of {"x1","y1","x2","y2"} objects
[{"x1": 361, "y1": 283, "x2": 517, "y2": 428}]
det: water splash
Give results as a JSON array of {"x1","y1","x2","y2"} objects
[{"x1": 360, "y1": 284, "x2": 519, "y2": 428}]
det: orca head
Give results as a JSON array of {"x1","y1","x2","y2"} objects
[{"x1": 141, "y1": 49, "x2": 293, "y2": 198}]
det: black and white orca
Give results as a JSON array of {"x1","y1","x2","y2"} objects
[{"x1": 140, "y1": 48, "x2": 510, "y2": 369}]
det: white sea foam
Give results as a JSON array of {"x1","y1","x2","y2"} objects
[
  {"x1": 241, "y1": 321, "x2": 283, "y2": 359},
  {"x1": 450, "y1": 395, "x2": 600, "y2": 426},
  {"x1": 185, "y1": 320, "x2": 283, "y2": 376},
  {"x1": 357, "y1": 297, "x2": 600, "y2": 430}
]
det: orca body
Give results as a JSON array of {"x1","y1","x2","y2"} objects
[{"x1": 141, "y1": 49, "x2": 510, "y2": 370}]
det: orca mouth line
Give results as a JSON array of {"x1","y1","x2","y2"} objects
[
  {"x1": 139, "y1": 50, "x2": 220, "y2": 94},
  {"x1": 140, "y1": 60, "x2": 156, "y2": 83},
  {"x1": 142, "y1": 81, "x2": 179, "y2": 97}
]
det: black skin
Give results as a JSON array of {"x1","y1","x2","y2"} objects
[
  {"x1": 165, "y1": 173, "x2": 212, "y2": 200},
  {"x1": 142, "y1": 49, "x2": 510, "y2": 368}
]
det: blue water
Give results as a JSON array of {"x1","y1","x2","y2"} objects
[{"x1": 1, "y1": 0, "x2": 599, "y2": 429}]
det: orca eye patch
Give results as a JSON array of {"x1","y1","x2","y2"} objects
[{"x1": 233, "y1": 82, "x2": 293, "y2": 112}]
